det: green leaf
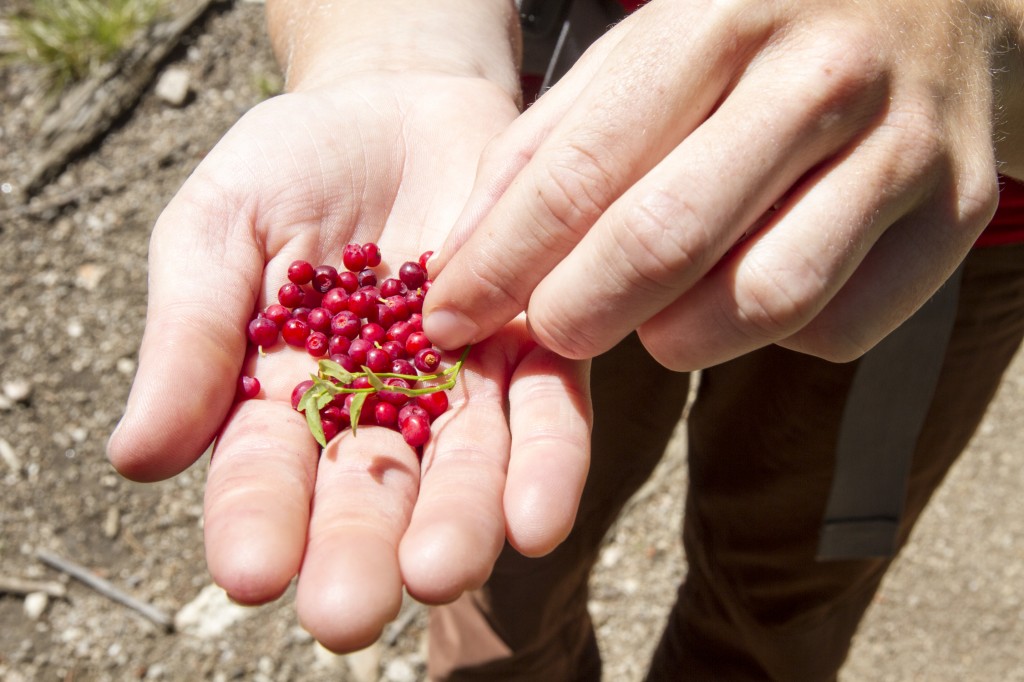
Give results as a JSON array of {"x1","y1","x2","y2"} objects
[
  {"x1": 364, "y1": 368, "x2": 386, "y2": 391},
  {"x1": 296, "y1": 378, "x2": 321, "y2": 414},
  {"x1": 305, "y1": 400, "x2": 327, "y2": 448},
  {"x1": 348, "y1": 391, "x2": 369, "y2": 437},
  {"x1": 319, "y1": 359, "x2": 355, "y2": 385}
]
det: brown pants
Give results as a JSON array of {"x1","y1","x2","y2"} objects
[{"x1": 429, "y1": 244, "x2": 1024, "y2": 681}]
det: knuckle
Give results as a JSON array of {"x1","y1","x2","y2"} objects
[
  {"x1": 779, "y1": 23, "x2": 890, "y2": 132},
  {"x1": 614, "y1": 189, "x2": 716, "y2": 296},
  {"x1": 730, "y1": 247, "x2": 828, "y2": 343},
  {"x1": 533, "y1": 141, "x2": 620, "y2": 243}
]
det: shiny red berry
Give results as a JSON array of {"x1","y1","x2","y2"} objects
[
  {"x1": 237, "y1": 375, "x2": 261, "y2": 400},
  {"x1": 342, "y1": 243, "x2": 367, "y2": 272},
  {"x1": 398, "y1": 261, "x2": 426, "y2": 289},
  {"x1": 312, "y1": 265, "x2": 339, "y2": 294},
  {"x1": 282, "y1": 318, "x2": 311, "y2": 347},
  {"x1": 278, "y1": 282, "x2": 305, "y2": 308},
  {"x1": 247, "y1": 316, "x2": 279, "y2": 347},
  {"x1": 362, "y1": 242, "x2": 382, "y2": 268},
  {"x1": 288, "y1": 260, "x2": 315, "y2": 285},
  {"x1": 401, "y1": 414, "x2": 431, "y2": 447}
]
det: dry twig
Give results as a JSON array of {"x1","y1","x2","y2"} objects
[{"x1": 36, "y1": 548, "x2": 174, "y2": 631}]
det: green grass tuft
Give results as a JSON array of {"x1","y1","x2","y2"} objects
[{"x1": 8, "y1": 0, "x2": 166, "y2": 91}]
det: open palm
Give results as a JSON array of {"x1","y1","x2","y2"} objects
[{"x1": 107, "y1": 72, "x2": 592, "y2": 651}]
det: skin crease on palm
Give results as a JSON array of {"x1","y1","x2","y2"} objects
[
  {"x1": 105, "y1": 0, "x2": 1024, "y2": 655},
  {"x1": 423, "y1": 0, "x2": 1024, "y2": 371}
]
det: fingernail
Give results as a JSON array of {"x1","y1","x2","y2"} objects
[{"x1": 423, "y1": 308, "x2": 479, "y2": 350}]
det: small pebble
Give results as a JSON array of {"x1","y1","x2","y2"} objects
[
  {"x1": 23, "y1": 592, "x2": 48, "y2": 621},
  {"x1": 3, "y1": 380, "x2": 32, "y2": 403}
]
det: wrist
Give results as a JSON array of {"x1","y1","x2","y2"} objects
[{"x1": 266, "y1": 0, "x2": 521, "y2": 98}]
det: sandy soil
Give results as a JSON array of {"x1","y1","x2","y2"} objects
[{"x1": 1, "y1": 2, "x2": 1022, "y2": 680}]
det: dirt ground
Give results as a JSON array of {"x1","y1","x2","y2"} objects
[{"x1": 1, "y1": 2, "x2": 1023, "y2": 680}]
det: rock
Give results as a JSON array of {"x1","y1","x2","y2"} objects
[
  {"x1": 23, "y1": 592, "x2": 48, "y2": 620},
  {"x1": 103, "y1": 506, "x2": 120, "y2": 539},
  {"x1": 155, "y1": 68, "x2": 192, "y2": 107},
  {"x1": 0, "y1": 438, "x2": 21, "y2": 472},
  {"x1": 75, "y1": 263, "x2": 107, "y2": 291},
  {"x1": 342, "y1": 642, "x2": 382, "y2": 681},
  {"x1": 3, "y1": 380, "x2": 32, "y2": 403},
  {"x1": 174, "y1": 584, "x2": 254, "y2": 637}
]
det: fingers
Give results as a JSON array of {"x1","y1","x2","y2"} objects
[
  {"x1": 423, "y1": 4, "x2": 749, "y2": 349},
  {"x1": 398, "y1": 351, "x2": 511, "y2": 604},
  {"x1": 295, "y1": 428, "x2": 421, "y2": 652},
  {"x1": 107, "y1": 167, "x2": 264, "y2": 482},
  {"x1": 523, "y1": 26, "x2": 888, "y2": 359},
  {"x1": 503, "y1": 348, "x2": 591, "y2": 557},
  {"x1": 636, "y1": 114, "x2": 999, "y2": 369},
  {"x1": 203, "y1": 399, "x2": 319, "y2": 605}
]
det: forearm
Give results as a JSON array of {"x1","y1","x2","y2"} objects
[{"x1": 265, "y1": 0, "x2": 521, "y2": 97}]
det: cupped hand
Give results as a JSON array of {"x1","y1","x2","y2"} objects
[
  {"x1": 424, "y1": 0, "x2": 1015, "y2": 370},
  {"x1": 106, "y1": 73, "x2": 591, "y2": 652}
]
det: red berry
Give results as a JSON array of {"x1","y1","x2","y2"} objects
[
  {"x1": 282, "y1": 318, "x2": 311, "y2": 347},
  {"x1": 247, "y1": 316, "x2": 279, "y2": 347},
  {"x1": 401, "y1": 414, "x2": 431, "y2": 447},
  {"x1": 321, "y1": 288, "x2": 349, "y2": 314},
  {"x1": 328, "y1": 334, "x2": 351, "y2": 356},
  {"x1": 405, "y1": 290, "x2": 425, "y2": 314},
  {"x1": 237, "y1": 375, "x2": 261, "y2": 400},
  {"x1": 291, "y1": 379, "x2": 315, "y2": 410},
  {"x1": 357, "y1": 268, "x2": 378, "y2": 288},
  {"x1": 312, "y1": 265, "x2": 338, "y2": 294},
  {"x1": 291, "y1": 307, "x2": 311, "y2": 322},
  {"x1": 348, "y1": 290, "x2": 377, "y2": 318},
  {"x1": 416, "y1": 391, "x2": 449, "y2": 420},
  {"x1": 379, "y1": 278, "x2": 407, "y2": 298},
  {"x1": 306, "y1": 307, "x2": 332, "y2": 333},
  {"x1": 391, "y1": 359, "x2": 416, "y2": 376},
  {"x1": 418, "y1": 250, "x2": 433, "y2": 271},
  {"x1": 306, "y1": 331, "x2": 329, "y2": 357},
  {"x1": 387, "y1": 320, "x2": 415, "y2": 346},
  {"x1": 330, "y1": 310, "x2": 361, "y2": 339},
  {"x1": 398, "y1": 403, "x2": 430, "y2": 428},
  {"x1": 407, "y1": 312, "x2": 423, "y2": 331},
  {"x1": 337, "y1": 270, "x2": 359, "y2": 293},
  {"x1": 287, "y1": 260, "x2": 315, "y2": 285},
  {"x1": 362, "y1": 242, "x2": 382, "y2": 268},
  {"x1": 382, "y1": 295, "x2": 410, "y2": 321},
  {"x1": 405, "y1": 331, "x2": 432, "y2": 356},
  {"x1": 342, "y1": 243, "x2": 367, "y2": 272},
  {"x1": 381, "y1": 340, "x2": 406, "y2": 360},
  {"x1": 374, "y1": 401, "x2": 398, "y2": 427},
  {"x1": 365, "y1": 347, "x2": 391, "y2": 373},
  {"x1": 348, "y1": 338, "x2": 373, "y2": 365},
  {"x1": 360, "y1": 322, "x2": 386, "y2": 344},
  {"x1": 414, "y1": 347, "x2": 441, "y2": 373},
  {"x1": 278, "y1": 282, "x2": 305, "y2": 308},
  {"x1": 330, "y1": 353, "x2": 359, "y2": 373},
  {"x1": 379, "y1": 378, "x2": 412, "y2": 406},
  {"x1": 398, "y1": 261, "x2": 426, "y2": 289},
  {"x1": 264, "y1": 304, "x2": 291, "y2": 328}
]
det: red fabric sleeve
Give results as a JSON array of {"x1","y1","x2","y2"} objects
[{"x1": 976, "y1": 177, "x2": 1024, "y2": 247}]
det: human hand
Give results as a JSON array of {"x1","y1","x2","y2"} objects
[
  {"x1": 424, "y1": 0, "x2": 1024, "y2": 370},
  {"x1": 105, "y1": 71, "x2": 592, "y2": 652}
]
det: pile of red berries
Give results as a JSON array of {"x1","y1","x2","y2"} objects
[{"x1": 242, "y1": 243, "x2": 465, "y2": 450}]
